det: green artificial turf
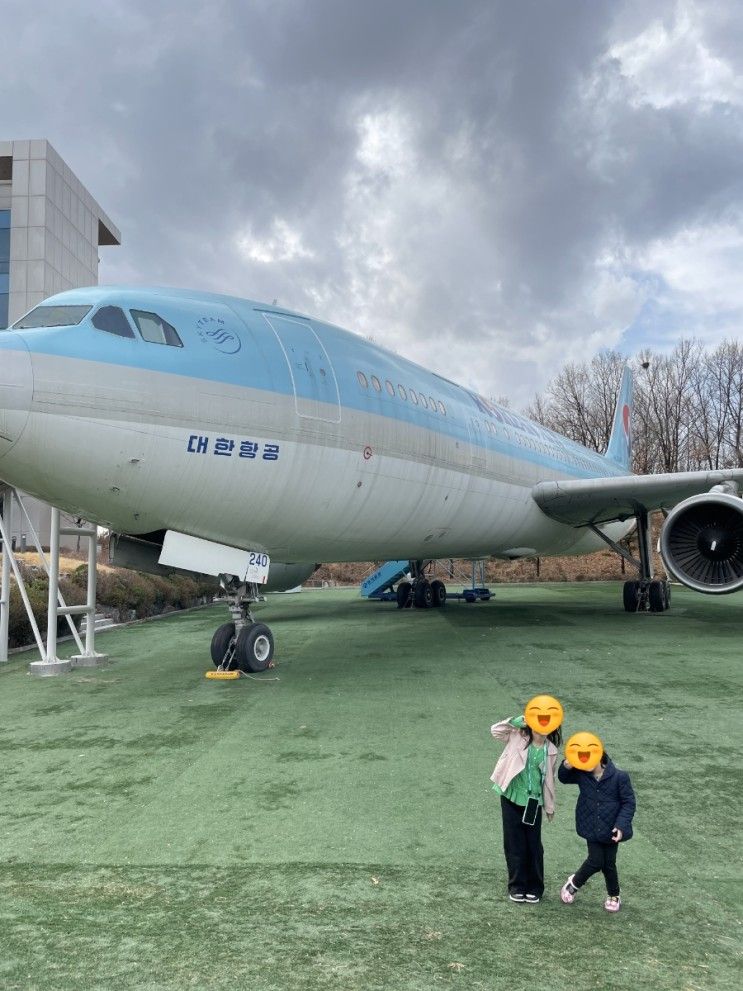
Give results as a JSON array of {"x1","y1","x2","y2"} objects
[{"x1": 0, "y1": 584, "x2": 741, "y2": 990}]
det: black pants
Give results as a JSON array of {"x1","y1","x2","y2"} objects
[
  {"x1": 573, "y1": 841, "x2": 620, "y2": 897},
  {"x1": 500, "y1": 796, "x2": 544, "y2": 898}
]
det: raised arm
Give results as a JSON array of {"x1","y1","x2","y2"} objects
[
  {"x1": 557, "y1": 759, "x2": 580, "y2": 784},
  {"x1": 491, "y1": 715, "x2": 525, "y2": 742}
]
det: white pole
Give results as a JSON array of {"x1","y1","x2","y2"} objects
[
  {"x1": 46, "y1": 506, "x2": 60, "y2": 663},
  {"x1": 19, "y1": 503, "x2": 84, "y2": 655},
  {"x1": 0, "y1": 507, "x2": 46, "y2": 658},
  {"x1": 0, "y1": 488, "x2": 11, "y2": 663},
  {"x1": 86, "y1": 528, "x2": 96, "y2": 655}
]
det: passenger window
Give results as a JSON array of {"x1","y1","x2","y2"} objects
[
  {"x1": 131, "y1": 309, "x2": 183, "y2": 347},
  {"x1": 371, "y1": 375, "x2": 382, "y2": 392},
  {"x1": 92, "y1": 306, "x2": 135, "y2": 339},
  {"x1": 419, "y1": 395, "x2": 428, "y2": 410},
  {"x1": 398, "y1": 384, "x2": 407, "y2": 401},
  {"x1": 438, "y1": 401, "x2": 446, "y2": 416},
  {"x1": 410, "y1": 389, "x2": 419, "y2": 405},
  {"x1": 357, "y1": 371, "x2": 368, "y2": 388},
  {"x1": 385, "y1": 380, "x2": 395, "y2": 397},
  {"x1": 428, "y1": 395, "x2": 436, "y2": 411}
]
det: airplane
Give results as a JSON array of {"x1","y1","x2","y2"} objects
[{"x1": 1, "y1": 285, "x2": 742, "y2": 672}]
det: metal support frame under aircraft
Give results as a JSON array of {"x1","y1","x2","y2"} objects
[
  {"x1": 2, "y1": 286, "x2": 743, "y2": 674},
  {"x1": 0, "y1": 486, "x2": 107, "y2": 673}
]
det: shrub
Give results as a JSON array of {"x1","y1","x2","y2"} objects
[
  {"x1": 5, "y1": 561, "x2": 219, "y2": 647},
  {"x1": 7, "y1": 572, "x2": 86, "y2": 649}
]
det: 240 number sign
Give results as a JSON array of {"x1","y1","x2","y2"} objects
[{"x1": 245, "y1": 551, "x2": 270, "y2": 584}]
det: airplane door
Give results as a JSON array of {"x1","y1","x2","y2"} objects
[
  {"x1": 263, "y1": 314, "x2": 341, "y2": 422},
  {"x1": 467, "y1": 416, "x2": 487, "y2": 471}
]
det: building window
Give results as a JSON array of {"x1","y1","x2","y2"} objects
[
  {"x1": 92, "y1": 306, "x2": 135, "y2": 339},
  {"x1": 130, "y1": 309, "x2": 183, "y2": 347},
  {"x1": 357, "y1": 370, "x2": 368, "y2": 388},
  {"x1": 0, "y1": 210, "x2": 9, "y2": 330}
]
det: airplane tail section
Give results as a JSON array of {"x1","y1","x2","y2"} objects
[{"x1": 604, "y1": 365, "x2": 633, "y2": 471}]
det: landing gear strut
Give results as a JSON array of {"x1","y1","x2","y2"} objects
[
  {"x1": 210, "y1": 578, "x2": 275, "y2": 671},
  {"x1": 591, "y1": 512, "x2": 670, "y2": 613},
  {"x1": 395, "y1": 560, "x2": 447, "y2": 609}
]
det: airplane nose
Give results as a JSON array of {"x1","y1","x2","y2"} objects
[{"x1": 0, "y1": 333, "x2": 33, "y2": 461}]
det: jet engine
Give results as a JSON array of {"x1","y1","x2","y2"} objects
[{"x1": 660, "y1": 491, "x2": 743, "y2": 594}]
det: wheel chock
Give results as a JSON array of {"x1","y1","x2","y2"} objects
[{"x1": 205, "y1": 670, "x2": 241, "y2": 680}]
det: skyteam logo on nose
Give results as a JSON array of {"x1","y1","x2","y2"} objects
[{"x1": 196, "y1": 315, "x2": 242, "y2": 354}]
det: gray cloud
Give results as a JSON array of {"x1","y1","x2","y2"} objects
[{"x1": 3, "y1": 0, "x2": 743, "y2": 399}]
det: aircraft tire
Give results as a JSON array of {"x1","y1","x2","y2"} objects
[
  {"x1": 622, "y1": 580, "x2": 640, "y2": 612},
  {"x1": 396, "y1": 581, "x2": 412, "y2": 608},
  {"x1": 663, "y1": 581, "x2": 671, "y2": 609},
  {"x1": 210, "y1": 622, "x2": 236, "y2": 667},
  {"x1": 648, "y1": 580, "x2": 666, "y2": 613},
  {"x1": 430, "y1": 579, "x2": 447, "y2": 607},
  {"x1": 235, "y1": 622, "x2": 274, "y2": 672},
  {"x1": 414, "y1": 580, "x2": 433, "y2": 609}
]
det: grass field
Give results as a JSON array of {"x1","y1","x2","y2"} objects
[{"x1": 0, "y1": 583, "x2": 741, "y2": 990}]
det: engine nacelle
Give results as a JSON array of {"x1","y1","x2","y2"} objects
[{"x1": 660, "y1": 491, "x2": 743, "y2": 594}]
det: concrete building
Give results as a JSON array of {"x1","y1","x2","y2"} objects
[
  {"x1": 0, "y1": 138, "x2": 120, "y2": 547},
  {"x1": 0, "y1": 138, "x2": 120, "y2": 328}
]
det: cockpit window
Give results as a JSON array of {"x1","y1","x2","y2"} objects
[
  {"x1": 92, "y1": 306, "x2": 135, "y2": 339},
  {"x1": 14, "y1": 304, "x2": 92, "y2": 329},
  {"x1": 130, "y1": 309, "x2": 183, "y2": 347}
]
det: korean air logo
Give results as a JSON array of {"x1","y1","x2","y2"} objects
[
  {"x1": 196, "y1": 316, "x2": 242, "y2": 354},
  {"x1": 622, "y1": 403, "x2": 631, "y2": 437},
  {"x1": 622, "y1": 403, "x2": 632, "y2": 456}
]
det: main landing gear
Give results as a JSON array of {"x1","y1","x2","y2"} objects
[
  {"x1": 396, "y1": 561, "x2": 447, "y2": 610},
  {"x1": 210, "y1": 578, "x2": 275, "y2": 672},
  {"x1": 591, "y1": 509, "x2": 671, "y2": 614}
]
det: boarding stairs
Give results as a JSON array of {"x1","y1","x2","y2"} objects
[
  {"x1": 359, "y1": 558, "x2": 493, "y2": 603},
  {"x1": 360, "y1": 560, "x2": 411, "y2": 598}
]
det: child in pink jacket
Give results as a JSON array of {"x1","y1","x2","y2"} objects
[{"x1": 490, "y1": 715, "x2": 561, "y2": 903}]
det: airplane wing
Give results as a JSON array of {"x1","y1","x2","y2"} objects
[{"x1": 532, "y1": 468, "x2": 743, "y2": 526}]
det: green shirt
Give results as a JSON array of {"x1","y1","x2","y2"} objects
[{"x1": 493, "y1": 727, "x2": 547, "y2": 807}]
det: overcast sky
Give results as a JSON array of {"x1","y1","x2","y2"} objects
[{"x1": 4, "y1": 0, "x2": 743, "y2": 401}]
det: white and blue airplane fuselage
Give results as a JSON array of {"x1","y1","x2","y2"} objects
[
  {"x1": 0, "y1": 287, "x2": 629, "y2": 561},
  {"x1": 2, "y1": 286, "x2": 743, "y2": 668}
]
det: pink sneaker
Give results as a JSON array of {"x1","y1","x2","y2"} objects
[
  {"x1": 604, "y1": 895, "x2": 621, "y2": 912},
  {"x1": 560, "y1": 875, "x2": 578, "y2": 904}
]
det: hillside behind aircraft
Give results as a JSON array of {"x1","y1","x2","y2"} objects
[{"x1": 1, "y1": 286, "x2": 742, "y2": 670}]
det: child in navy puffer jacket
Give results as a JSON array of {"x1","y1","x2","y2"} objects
[{"x1": 558, "y1": 751, "x2": 636, "y2": 912}]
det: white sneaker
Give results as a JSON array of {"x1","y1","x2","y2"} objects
[{"x1": 560, "y1": 875, "x2": 578, "y2": 904}]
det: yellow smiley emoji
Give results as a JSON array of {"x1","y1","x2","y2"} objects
[
  {"x1": 565, "y1": 732, "x2": 604, "y2": 771},
  {"x1": 524, "y1": 695, "x2": 563, "y2": 735}
]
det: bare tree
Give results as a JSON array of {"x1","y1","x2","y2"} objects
[
  {"x1": 526, "y1": 339, "x2": 743, "y2": 475},
  {"x1": 526, "y1": 351, "x2": 625, "y2": 452}
]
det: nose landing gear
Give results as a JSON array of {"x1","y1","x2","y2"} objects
[{"x1": 210, "y1": 579, "x2": 275, "y2": 672}]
